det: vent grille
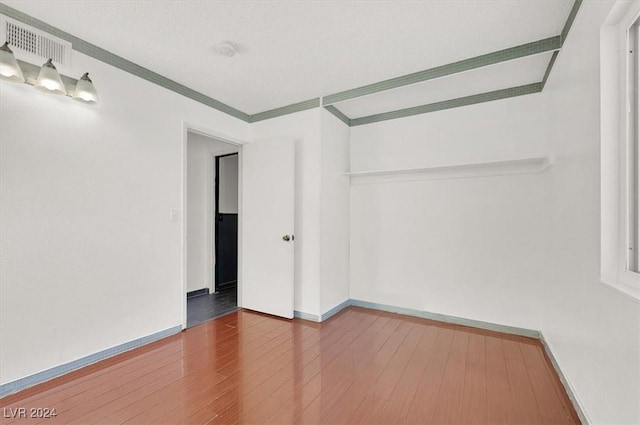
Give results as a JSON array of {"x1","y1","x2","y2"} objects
[{"x1": 1, "y1": 15, "x2": 72, "y2": 70}]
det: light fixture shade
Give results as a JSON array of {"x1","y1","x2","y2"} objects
[
  {"x1": 34, "y1": 58, "x2": 66, "y2": 95},
  {"x1": 0, "y1": 42, "x2": 25, "y2": 83},
  {"x1": 72, "y1": 72, "x2": 100, "y2": 105}
]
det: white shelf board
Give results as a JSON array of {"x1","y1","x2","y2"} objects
[{"x1": 345, "y1": 156, "x2": 551, "y2": 184}]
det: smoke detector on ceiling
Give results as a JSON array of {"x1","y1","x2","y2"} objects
[{"x1": 214, "y1": 42, "x2": 236, "y2": 57}]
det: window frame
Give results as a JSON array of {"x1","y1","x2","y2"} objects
[{"x1": 601, "y1": 0, "x2": 640, "y2": 301}]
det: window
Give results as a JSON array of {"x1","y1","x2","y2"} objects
[
  {"x1": 600, "y1": 1, "x2": 640, "y2": 301},
  {"x1": 628, "y1": 18, "x2": 640, "y2": 274}
]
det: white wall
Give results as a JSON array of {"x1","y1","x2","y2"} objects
[
  {"x1": 320, "y1": 109, "x2": 351, "y2": 313},
  {"x1": 250, "y1": 109, "x2": 322, "y2": 316},
  {"x1": 349, "y1": 94, "x2": 550, "y2": 330},
  {"x1": 542, "y1": 1, "x2": 640, "y2": 423},
  {"x1": 218, "y1": 155, "x2": 239, "y2": 214},
  {"x1": 0, "y1": 50, "x2": 249, "y2": 385},
  {"x1": 186, "y1": 133, "x2": 238, "y2": 293}
]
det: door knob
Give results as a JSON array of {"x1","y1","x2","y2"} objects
[{"x1": 282, "y1": 234, "x2": 292, "y2": 242}]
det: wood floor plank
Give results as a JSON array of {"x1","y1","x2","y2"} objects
[
  {"x1": 459, "y1": 333, "x2": 488, "y2": 424},
  {"x1": 317, "y1": 316, "x2": 402, "y2": 425},
  {"x1": 0, "y1": 308, "x2": 581, "y2": 425},
  {"x1": 374, "y1": 325, "x2": 440, "y2": 424},
  {"x1": 404, "y1": 327, "x2": 455, "y2": 424},
  {"x1": 430, "y1": 330, "x2": 470, "y2": 424},
  {"x1": 299, "y1": 313, "x2": 387, "y2": 422},
  {"x1": 502, "y1": 338, "x2": 544, "y2": 424},
  {"x1": 348, "y1": 321, "x2": 422, "y2": 424},
  {"x1": 485, "y1": 335, "x2": 517, "y2": 424},
  {"x1": 519, "y1": 342, "x2": 577, "y2": 425},
  {"x1": 293, "y1": 310, "x2": 387, "y2": 425}
]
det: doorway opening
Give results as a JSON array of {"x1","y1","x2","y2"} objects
[
  {"x1": 214, "y1": 153, "x2": 239, "y2": 293},
  {"x1": 184, "y1": 129, "x2": 240, "y2": 328}
]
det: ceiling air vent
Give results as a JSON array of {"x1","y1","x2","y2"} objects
[{"x1": 0, "y1": 14, "x2": 72, "y2": 74}]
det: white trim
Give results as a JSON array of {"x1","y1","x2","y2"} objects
[
  {"x1": 600, "y1": 277, "x2": 640, "y2": 301},
  {"x1": 181, "y1": 122, "x2": 247, "y2": 330},
  {"x1": 601, "y1": 1, "x2": 640, "y2": 301},
  {"x1": 345, "y1": 156, "x2": 551, "y2": 185}
]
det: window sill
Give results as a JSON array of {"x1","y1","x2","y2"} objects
[{"x1": 599, "y1": 278, "x2": 640, "y2": 302}]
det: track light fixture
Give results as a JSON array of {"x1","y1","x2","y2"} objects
[{"x1": 0, "y1": 42, "x2": 100, "y2": 105}]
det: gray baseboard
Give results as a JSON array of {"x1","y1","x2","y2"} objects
[
  {"x1": 0, "y1": 325, "x2": 182, "y2": 398},
  {"x1": 349, "y1": 299, "x2": 541, "y2": 338},
  {"x1": 294, "y1": 310, "x2": 321, "y2": 322},
  {"x1": 296, "y1": 298, "x2": 539, "y2": 338},
  {"x1": 539, "y1": 335, "x2": 590, "y2": 424},
  {"x1": 321, "y1": 299, "x2": 352, "y2": 321}
]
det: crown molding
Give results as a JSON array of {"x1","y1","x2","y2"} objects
[
  {"x1": 324, "y1": 105, "x2": 352, "y2": 126},
  {"x1": 349, "y1": 83, "x2": 542, "y2": 127},
  {"x1": 562, "y1": 0, "x2": 584, "y2": 43},
  {"x1": 249, "y1": 98, "x2": 320, "y2": 123},
  {"x1": 0, "y1": 0, "x2": 582, "y2": 126},
  {"x1": 322, "y1": 37, "x2": 561, "y2": 106}
]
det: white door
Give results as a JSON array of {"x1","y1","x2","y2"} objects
[{"x1": 241, "y1": 138, "x2": 295, "y2": 319}]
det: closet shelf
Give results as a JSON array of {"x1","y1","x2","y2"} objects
[{"x1": 344, "y1": 156, "x2": 552, "y2": 182}]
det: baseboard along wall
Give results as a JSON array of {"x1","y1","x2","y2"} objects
[
  {"x1": 1, "y1": 298, "x2": 589, "y2": 424},
  {"x1": 0, "y1": 325, "x2": 182, "y2": 398}
]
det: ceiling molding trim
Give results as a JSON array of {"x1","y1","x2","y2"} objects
[
  {"x1": 561, "y1": 0, "x2": 583, "y2": 43},
  {"x1": 249, "y1": 98, "x2": 320, "y2": 123},
  {"x1": 541, "y1": 50, "x2": 560, "y2": 89},
  {"x1": 324, "y1": 105, "x2": 352, "y2": 126},
  {"x1": 0, "y1": 0, "x2": 582, "y2": 126},
  {"x1": 542, "y1": 0, "x2": 582, "y2": 89},
  {"x1": 350, "y1": 83, "x2": 542, "y2": 127},
  {"x1": 322, "y1": 37, "x2": 561, "y2": 106},
  {"x1": 0, "y1": 2, "x2": 251, "y2": 122}
]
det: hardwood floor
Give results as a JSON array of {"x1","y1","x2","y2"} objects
[{"x1": 0, "y1": 307, "x2": 580, "y2": 425}]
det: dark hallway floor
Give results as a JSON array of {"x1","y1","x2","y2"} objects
[{"x1": 187, "y1": 286, "x2": 237, "y2": 327}]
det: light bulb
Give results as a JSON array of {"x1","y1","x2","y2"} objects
[
  {"x1": 72, "y1": 72, "x2": 100, "y2": 105},
  {"x1": 0, "y1": 42, "x2": 25, "y2": 83},
  {"x1": 34, "y1": 58, "x2": 66, "y2": 95}
]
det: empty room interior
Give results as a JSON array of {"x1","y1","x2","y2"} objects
[{"x1": 0, "y1": 0, "x2": 639, "y2": 424}]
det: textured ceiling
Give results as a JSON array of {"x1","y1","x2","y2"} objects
[{"x1": 4, "y1": 0, "x2": 574, "y2": 116}]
